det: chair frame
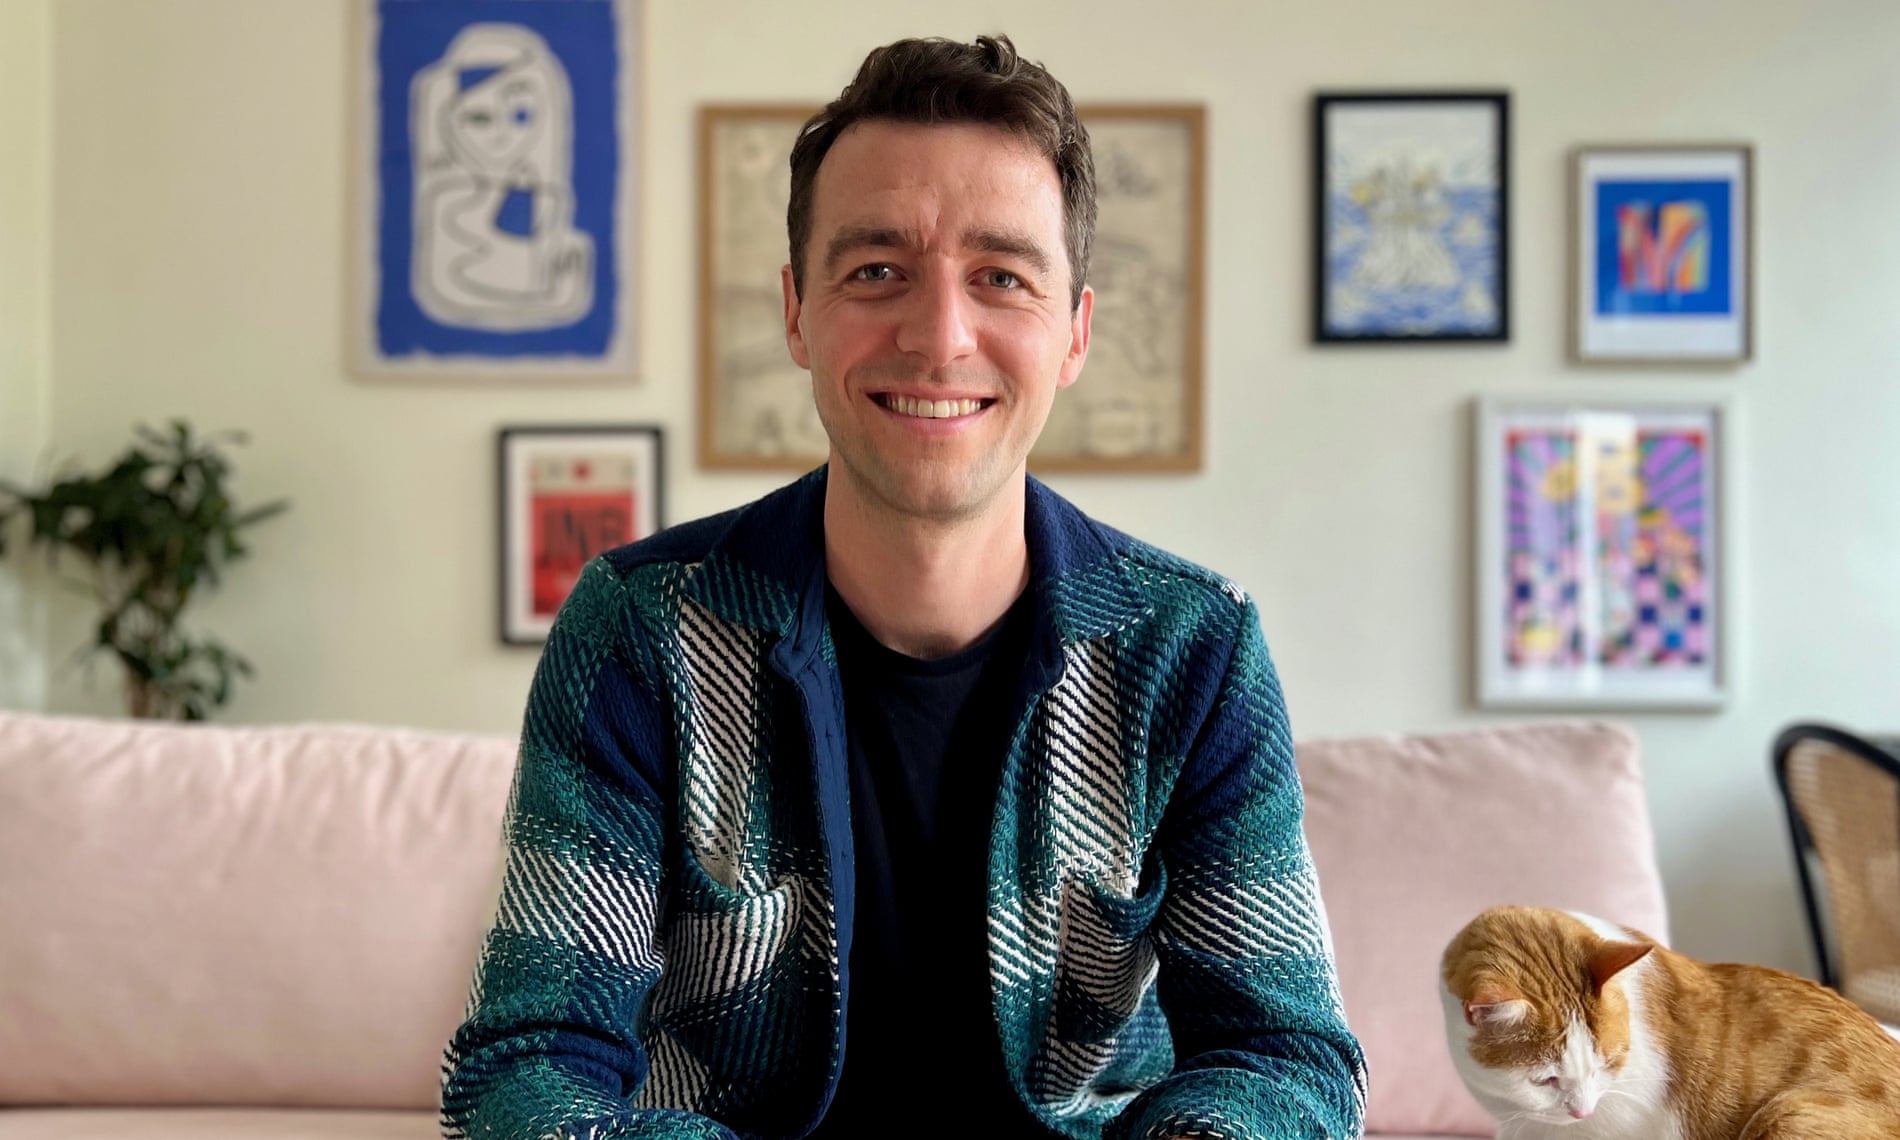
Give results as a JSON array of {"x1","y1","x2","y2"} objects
[{"x1": 1772, "y1": 722, "x2": 1900, "y2": 990}]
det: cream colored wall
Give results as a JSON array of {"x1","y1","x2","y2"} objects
[
  {"x1": 26, "y1": 0, "x2": 1900, "y2": 973},
  {"x1": 0, "y1": 0, "x2": 51, "y2": 711}
]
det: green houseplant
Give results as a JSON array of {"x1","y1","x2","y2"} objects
[{"x1": 0, "y1": 420, "x2": 289, "y2": 720}]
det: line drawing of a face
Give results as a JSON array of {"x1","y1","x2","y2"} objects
[
  {"x1": 451, "y1": 69, "x2": 549, "y2": 172},
  {"x1": 408, "y1": 23, "x2": 595, "y2": 331}
]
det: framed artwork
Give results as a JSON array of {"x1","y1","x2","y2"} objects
[
  {"x1": 1476, "y1": 399, "x2": 1728, "y2": 709},
  {"x1": 352, "y1": 0, "x2": 640, "y2": 381},
  {"x1": 1572, "y1": 144, "x2": 1753, "y2": 364},
  {"x1": 499, "y1": 425, "x2": 662, "y2": 644},
  {"x1": 695, "y1": 103, "x2": 1205, "y2": 471},
  {"x1": 697, "y1": 106, "x2": 819, "y2": 468},
  {"x1": 1314, "y1": 91, "x2": 1509, "y2": 343}
]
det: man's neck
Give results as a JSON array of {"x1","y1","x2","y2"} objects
[{"x1": 823, "y1": 471, "x2": 1031, "y2": 660}]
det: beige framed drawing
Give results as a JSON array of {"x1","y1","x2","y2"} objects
[{"x1": 696, "y1": 104, "x2": 1205, "y2": 471}]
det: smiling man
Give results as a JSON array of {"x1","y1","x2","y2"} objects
[{"x1": 442, "y1": 35, "x2": 1366, "y2": 1140}]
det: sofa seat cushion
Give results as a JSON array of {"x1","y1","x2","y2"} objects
[
  {"x1": 1297, "y1": 722, "x2": 1666, "y2": 1140},
  {"x1": 0, "y1": 712, "x2": 517, "y2": 1109},
  {"x1": 0, "y1": 1108, "x2": 437, "y2": 1139}
]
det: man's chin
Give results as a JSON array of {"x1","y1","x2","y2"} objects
[{"x1": 846, "y1": 462, "x2": 1014, "y2": 525}]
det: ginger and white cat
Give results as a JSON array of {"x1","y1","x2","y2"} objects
[{"x1": 1440, "y1": 906, "x2": 1900, "y2": 1139}]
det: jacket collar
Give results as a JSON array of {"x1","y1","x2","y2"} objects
[{"x1": 682, "y1": 466, "x2": 1155, "y2": 677}]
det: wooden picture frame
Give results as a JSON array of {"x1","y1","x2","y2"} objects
[
  {"x1": 696, "y1": 105, "x2": 820, "y2": 469},
  {"x1": 695, "y1": 103, "x2": 1205, "y2": 472},
  {"x1": 1314, "y1": 91, "x2": 1510, "y2": 344}
]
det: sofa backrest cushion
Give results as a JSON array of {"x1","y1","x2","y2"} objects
[
  {"x1": 1297, "y1": 721, "x2": 1669, "y2": 1138},
  {"x1": 0, "y1": 712, "x2": 515, "y2": 1109}
]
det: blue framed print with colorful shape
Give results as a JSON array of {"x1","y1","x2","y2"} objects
[
  {"x1": 1573, "y1": 145, "x2": 1752, "y2": 365},
  {"x1": 353, "y1": 0, "x2": 639, "y2": 380},
  {"x1": 1314, "y1": 91, "x2": 1510, "y2": 344}
]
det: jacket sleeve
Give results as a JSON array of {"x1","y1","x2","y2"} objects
[
  {"x1": 1108, "y1": 599, "x2": 1368, "y2": 1140},
  {"x1": 440, "y1": 561, "x2": 737, "y2": 1140}
]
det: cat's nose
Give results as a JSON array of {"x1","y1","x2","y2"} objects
[{"x1": 1568, "y1": 1105, "x2": 1594, "y2": 1119}]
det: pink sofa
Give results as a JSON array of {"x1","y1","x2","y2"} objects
[{"x1": 0, "y1": 713, "x2": 1665, "y2": 1139}]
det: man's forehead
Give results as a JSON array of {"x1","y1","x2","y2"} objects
[
  {"x1": 829, "y1": 117, "x2": 1040, "y2": 154},
  {"x1": 809, "y1": 120, "x2": 1063, "y2": 242}
]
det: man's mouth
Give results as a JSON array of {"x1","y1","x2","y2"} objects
[{"x1": 875, "y1": 394, "x2": 993, "y2": 419}]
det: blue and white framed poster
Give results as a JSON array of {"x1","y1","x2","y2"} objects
[
  {"x1": 353, "y1": 0, "x2": 638, "y2": 380},
  {"x1": 1314, "y1": 91, "x2": 1509, "y2": 344},
  {"x1": 1573, "y1": 145, "x2": 1752, "y2": 365}
]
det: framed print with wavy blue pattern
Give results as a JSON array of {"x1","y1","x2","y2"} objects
[{"x1": 1315, "y1": 92, "x2": 1509, "y2": 344}]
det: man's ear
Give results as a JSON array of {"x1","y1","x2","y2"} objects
[
  {"x1": 1056, "y1": 284, "x2": 1093, "y2": 390},
  {"x1": 782, "y1": 264, "x2": 810, "y2": 370}
]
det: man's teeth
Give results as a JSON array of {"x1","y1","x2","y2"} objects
[{"x1": 883, "y1": 395, "x2": 984, "y2": 418}]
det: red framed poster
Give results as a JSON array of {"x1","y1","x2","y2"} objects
[{"x1": 499, "y1": 425, "x2": 663, "y2": 643}]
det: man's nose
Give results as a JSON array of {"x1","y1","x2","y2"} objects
[{"x1": 894, "y1": 274, "x2": 978, "y2": 366}]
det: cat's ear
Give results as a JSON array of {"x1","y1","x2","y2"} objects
[
  {"x1": 1589, "y1": 940, "x2": 1653, "y2": 993},
  {"x1": 1465, "y1": 980, "x2": 1530, "y2": 1028}
]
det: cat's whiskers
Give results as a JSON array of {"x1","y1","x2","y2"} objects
[{"x1": 1491, "y1": 1106, "x2": 1549, "y2": 1123}]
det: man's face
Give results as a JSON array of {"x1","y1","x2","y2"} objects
[{"x1": 782, "y1": 121, "x2": 1092, "y2": 523}]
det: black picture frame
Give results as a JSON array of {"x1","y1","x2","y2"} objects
[
  {"x1": 1313, "y1": 91, "x2": 1511, "y2": 344},
  {"x1": 497, "y1": 425, "x2": 665, "y2": 645}
]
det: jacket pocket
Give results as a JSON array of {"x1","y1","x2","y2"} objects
[
  {"x1": 650, "y1": 850, "x2": 803, "y2": 1015},
  {"x1": 1053, "y1": 858, "x2": 1167, "y2": 1044},
  {"x1": 635, "y1": 853, "x2": 817, "y2": 1118}
]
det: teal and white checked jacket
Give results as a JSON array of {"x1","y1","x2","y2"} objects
[{"x1": 442, "y1": 469, "x2": 1367, "y2": 1140}]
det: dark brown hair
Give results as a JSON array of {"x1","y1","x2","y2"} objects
[{"x1": 786, "y1": 34, "x2": 1095, "y2": 310}]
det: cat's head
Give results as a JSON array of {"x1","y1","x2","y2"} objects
[{"x1": 1440, "y1": 906, "x2": 1655, "y2": 1126}]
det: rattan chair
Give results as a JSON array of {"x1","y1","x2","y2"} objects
[{"x1": 1773, "y1": 723, "x2": 1900, "y2": 1024}]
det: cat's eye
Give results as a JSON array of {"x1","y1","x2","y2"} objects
[{"x1": 1534, "y1": 1076, "x2": 1560, "y2": 1087}]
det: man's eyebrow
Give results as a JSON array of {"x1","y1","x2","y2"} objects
[
  {"x1": 822, "y1": 225, "x2": 915, "y2": 275},
  {"x1": 964, "y1": 229, "x2": 1055, "y2": 279},
  {"x1": 820, "y1": 224, "x2": 1058, "y2": 280}
]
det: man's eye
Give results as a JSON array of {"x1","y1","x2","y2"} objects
[
  {"x1": 851, "y1": 264, "x2": 896, "y2": 283},
  {"x1": 984, "y1": 270, "x2": 1022, "y2": 289}
]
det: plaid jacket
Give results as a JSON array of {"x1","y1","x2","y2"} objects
[{"x1": 441, "y1": 469, "x2": 1367, "y2": 1140}]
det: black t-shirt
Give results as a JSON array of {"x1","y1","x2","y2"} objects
[{"x1": 807, "y1": 584, "x2": 1049, "y2": 1138}]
